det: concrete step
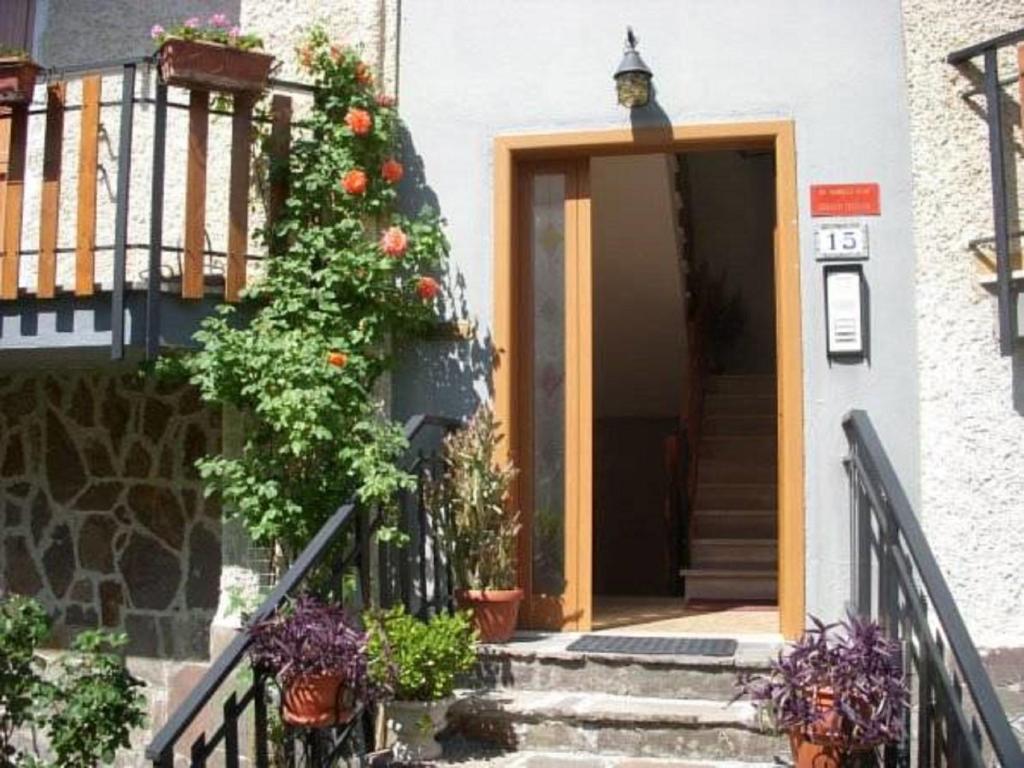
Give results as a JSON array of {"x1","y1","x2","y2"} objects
[
  {"x1": 702, "y1": 414, "x2": 777, "y2": 437},
  {"x1": 464, "y1": 634, "x2": 778, "y2": 702},
  {"x1": 692, "y1": 510, "x2": 777, "y2": 539},
  {"x1": 697, "y1": 459, "x2": 776, "y2": 484},
  {"x1": 689, "y1": 539, "x2": 778, "y2": 569},
  {"x1": 694, "y1": 483, "x2": 777, "y2": 511},
  {"x1": 681, "y1": 568, "x2": 778, "y2": 602},
  {"x1": 705, "y1": 375, "x2": 776, "y2": 397},
  {"x1": 703, "y1": 394, "x2": 776, "y2": 417},
  {"x1": 698, "y1": 435, "x2": 776, "y2": 461},
  {"x1": 447, "y1": 690, "x2": 784, "y2": 763},
  {"x1": 429, "y1": 748, "x2": 780, "y2": 768}
]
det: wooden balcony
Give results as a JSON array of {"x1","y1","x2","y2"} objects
[{"x1": 0, "y1": 57, "x2": 307, "y2": 359}]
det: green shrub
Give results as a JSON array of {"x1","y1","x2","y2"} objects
[
  {"x1": 0, "y1": 596, "x2": 146, "y2": 767},
  {"x1": 365, "y1": 608, "x2": 477, "y2": 702},
  {"x1": 0, "y1": 595, "x2": 48, "y2": 764}
]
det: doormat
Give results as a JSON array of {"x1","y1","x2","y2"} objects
[{"x1": 566, "y1": 635, "x2": 738, "y2": 657}]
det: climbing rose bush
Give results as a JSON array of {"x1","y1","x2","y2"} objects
[{"x1": 173, "y1": 28, "x2": 449, "y2": 551}]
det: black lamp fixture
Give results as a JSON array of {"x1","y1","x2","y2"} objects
[{"x1": 614, "y1": 27, "x2": 653, "y2": 108}]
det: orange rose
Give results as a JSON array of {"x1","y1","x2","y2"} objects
[
  {"x1": 327, "y1": 351, "x2": 348, "y2": 368},
  {"x1": 341, "y1": 169, "x2": 367, "y2": 195},
  {"x1": 381, "y1": 158, "x2": 404, "y2": 184},
  {"x1": 379, "y1": 226, "x2": 408, "y2": 257},
  {"x1": 345, "y1": 107, "x2": 372, "y2": 136},
  {"x1": 416, "y1": 276, "x2": 440, "y2": 301},
  {"x1": 329, "y1": 44, "x2": 344, "y2": 62},
  {"x1": 355, "y1": 61, "x2": 373, "y2": 85},
  {"x1": 298, "y1": 45, "x2": 313, "y2": 69}
]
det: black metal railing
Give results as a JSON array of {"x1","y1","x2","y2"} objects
[
  {"x1": 145, "y1": 413, "x2": 460, "y2": 767},
  {"x1": 947, "y1": 29, "x2": 1024, "y2": 356},
  {"x1": 844, "y1": 410, "x2": 1024, "y2": 767},
  {"x1": 0, "y1": 57, "x2": 312, "y2": 360}
]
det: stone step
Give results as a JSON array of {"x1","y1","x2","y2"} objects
[
  {"x1": 697, "y1": 459, "x2": 777, "y2": 484},
  {"x1": 689, "y1": 538, "x2": 778, "y2": 569},
  {"x1": 703, "y1": 394, "x2": 776, "y2": 417},
  {"x1": 465, "y1": 633, "x2": 778, "y2": 701},
  {"x1": 705, "y1": 375, "x2": 776, "y2": 397},
  {"x1": 698, "y1": 435, "x2": 776, "y2": 461},
  {"x1": 447, "y1": 690, "x2": 784, "y2": 763},
  {"x1": 692, "y1": 510, "x2": 777, "y2": 539},
  {"x1": 702, "y1": 414, "x2": 777, "y2": 437},
  {"x1": 694, "y1": 483, "x2": 777, "y2": 511},
  {"x1": 681, "y1": 568, "x2": 778, "y2": 602}
]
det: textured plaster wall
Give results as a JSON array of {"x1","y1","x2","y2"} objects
[
  {"x1": 14, "y1": 0, "x2": 395, "y2": 294},
  {"x1": 396, "y1": 0, "x2": 921, "y2": 625},
  {"x1": 902, "y1": 1, "x2": 1024, "y2": 649}
]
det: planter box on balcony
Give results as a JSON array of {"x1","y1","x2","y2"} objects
[
  {"x1": 158, "y1": 39, "x2": 273, "y2": 93},
  {"x1": 0, "y1": 58, "x2": 40, "y2": 105}
]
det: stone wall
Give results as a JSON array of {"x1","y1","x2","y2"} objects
[{"x1": 0, "y1": 369, "x2": 221, "y2": 660}]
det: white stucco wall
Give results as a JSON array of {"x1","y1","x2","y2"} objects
[
  {"x1": 396, "y1": 0, "x2": 922, "y2": 625},
  {"x1": 903, "y1": 1, "x2": 1024, "y2": 649}
]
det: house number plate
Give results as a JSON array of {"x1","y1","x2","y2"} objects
[{"x1": 815, "y1": 222, "x2": 869, "y2": 260}]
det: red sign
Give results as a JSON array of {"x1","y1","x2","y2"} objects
[{"x1": 810, "y1": 183, "x2": 880, "y2": 217}]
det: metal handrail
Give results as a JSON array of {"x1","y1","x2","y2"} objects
[
  {"x1": 844, "y1": 410, "x2": 1024, "y2": 767},
  {"x1": 946, "y1": 28, "x2": 1024, "y2": 356},
  {"x1": 145, "y1": 412, "x2": 460, "y2": 765}
]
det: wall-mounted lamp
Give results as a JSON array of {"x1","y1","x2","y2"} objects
[{"x1": 614, "y1": 27, "x2": 653, "y2": 108}]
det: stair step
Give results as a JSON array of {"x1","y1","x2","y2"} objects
[
  {"x1": 448, "y1": 690, "x2": 783, "y2": 762},
  {"x1": 681, "y1": 568, "x2": 778, "y2": 602},
  {"x1": 702, "y1": 415, "x2": 777, "y2": 437},
  {"x1": 692, "y1": 511, "x2": 777, "y2": 539},
  {"x1": 695, "y1": 484, "x2": 777, "y2": 511},
  {"x1": 705, "y1": 375, "x2": 776, "y2": 397},
  {"x1": 690, "y1": 539, "x2": 778, "y2": 568},
  {"x1": 698, "y1": 435, "x2": 776, "y2": 461},
  {"x1": 466, "y1": 634, "x2": 777, "y2": 701},
  {"x1": 697, "y1": 459, "x2": 776, "y2": 483},
  {"x1": 431, "y1": 748, "x2": 780, "y2": 768},
  {"x1": 703, "y1": 394, "x2": 776, "y2": 417}
]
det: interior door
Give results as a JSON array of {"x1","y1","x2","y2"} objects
[{"x1": 515, "y1": 159, "x2": 592, "y2": 631}]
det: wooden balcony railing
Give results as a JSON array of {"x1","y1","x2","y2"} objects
[{"x1": 0, "y1": 56, "x2": 309, "y2": 358}]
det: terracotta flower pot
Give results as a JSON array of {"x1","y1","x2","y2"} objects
[
  {"x1": 0, "y1": 58, "x2": 39, "y2": 105},
  {"x1": 455, "y1": 588, "x2": 523, "y2": 643},
  {"x1": 281, "y1": 673, "x2": 354, "y2": 727},
  {"x1": 158, "y1": 39, "x2": 274, "y2": 93},
  {"x1": 789, "y1": 688, "x2": 873, "y2": 767}
]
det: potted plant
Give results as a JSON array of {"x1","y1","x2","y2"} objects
[
  {"x1": 151, "y1": 14, "x2": 273, "y2": 93},
  {"x1": 737, "y1": 613, "x2": 910, "y2": 768},
  {"x1": 0, "y1": 46, "x2": 39, "y2": 105},
  {"x1": 365, "y1": 607, "x2": 477, "y2": 761},
  {"x1": 248, "y1": 595, "x2": 374, "y2": 728},
  {"x1": 431, "y1": 404, "x2": 523, "y2": 643}
]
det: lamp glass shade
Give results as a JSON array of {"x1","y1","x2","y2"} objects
[{"x1": 615, "y1": 71, "x2": 651, "y2": 108}]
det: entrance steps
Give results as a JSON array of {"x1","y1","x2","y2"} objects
[
  {"x1": 682, "y1": 375, "x2": 779, "y2": 602},
  {"x1": 440, "y1": 633, "x2": 786, "y2": 765}
]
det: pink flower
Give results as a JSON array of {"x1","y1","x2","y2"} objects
[
  {"x1": 150, "y1": 24, "x2": 165, "y2": 39},
  {"x1": 209, "y1": 13, "x2": 230, "y2": 28},
  {"x1": 183, "y1": 17, "x2": 200, "y2": 29},
  {"x1": 228, "y1": 26, "x2": 241, "y2": 41},
  {"x1": 380, "y1": 226, "x2": 408, "y2": 258}
]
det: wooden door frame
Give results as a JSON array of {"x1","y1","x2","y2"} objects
[{"x1": 493, "y1": 120, "x2": 805, "y2": 639}]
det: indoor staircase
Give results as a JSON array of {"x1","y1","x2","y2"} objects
[
  {"x1": 437, "y1": 634, "x2": 785, "y2": 766},
  {"x1": 681, "y1": 374, "x2": 778, "y2": 602}
]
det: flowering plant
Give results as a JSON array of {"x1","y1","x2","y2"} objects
[
  {"x1": 150, "y1": 13, "x2": 263, "y2": 51},
  {"x1": 0, "y1": 45, "x2": 32, "y2": 60},
  {"x1": 737, "y1": 614, "x2": 909, "y2": 756},
  {"x1": 249, "y1": 596, "x2": 376, "y2": 698},
  {"x1": 166, "y1": 28, "x2": 449, "y2": 552}
]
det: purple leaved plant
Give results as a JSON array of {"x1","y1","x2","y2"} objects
[
  {"x1": 248, "y1": 595, "x2": 377, "y2": 703},
  {"x1": 737, "y1": 613, "x2": 909, "y2": 756}
]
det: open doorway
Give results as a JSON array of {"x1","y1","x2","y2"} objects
[{"x1": 590, "y1": 150, "x2": 779, "y2": 634}]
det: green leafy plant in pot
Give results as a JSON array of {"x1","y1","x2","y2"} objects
[
  {"x1": 430, "y1": 404, "x2": 522, "y2": 642},
  {"x1": 248, "y1": 595, "x2": 375, "y2": 728},
  {"x1": 736, "y1": 613, "x2": 909, "y2": 768},
  {"x1": 365, "y1": 607, "x2": 477, "y2": 761}
]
